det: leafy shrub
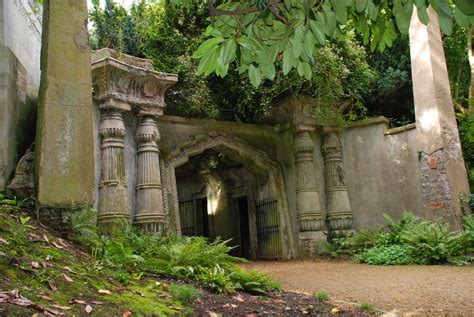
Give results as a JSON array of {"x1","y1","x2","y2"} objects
[
  {"x1": 355, "y1": 245, "x2": 415, "y2": 265},
  {"x1": 353, "y1": 213, "x2": 474, "y2": 265},
  {"x1": 71, "y1": 209, "x2": 279, "y2": 294},
  {"x1": 343, "y1": 228, "x2": 380, "y2": 253},
  {"x1": 231, "y1": 268, "x2": 281, "y2": 294},
  {"x1": 169, "y1": 284, "x2": 200, "y2": 303}
]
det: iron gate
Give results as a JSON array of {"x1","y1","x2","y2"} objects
[
  {"x1": 256, "y1": 198, "x2": 282, "y2": 259},
  {"x1": 179, "y1": 198, "x2": 195, "y2": 236}
]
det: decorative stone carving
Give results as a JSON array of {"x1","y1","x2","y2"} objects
[
  {"x1": 91, "y1": 49, "x2": 178, "y2": 233},
  {"x1": 134, "y1": 116, "x2": 165, "y2": 233},
  {"x1": 322, "y1": 129, "x2": 353, "y2": 231},
  {"x1": 92, "y1": 48, "x2": 177, "y2": 117},
  {"x1": 7, "y1": 145, "x2": 35, "y2": 199},
  {"x1": 293, "y1": 132, "x2": 324, "y2": 232},
  {"x1": 97, "y1": 110, "x2": 130, "y2": 229}
]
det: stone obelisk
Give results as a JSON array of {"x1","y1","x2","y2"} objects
[
  {"x1": 409, "y1": 6, "x2": 471, "y2": 227},
  {"x1": 35, "y1": 0, "x2": 94, "y2": 226}
]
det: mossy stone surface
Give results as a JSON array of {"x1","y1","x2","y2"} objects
[{"x1": 35, "y1": 0, "x2": 94, "y2": 207}]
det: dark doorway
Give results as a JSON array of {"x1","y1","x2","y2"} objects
[
  {"x1": 237, "y1": 197, "x2": 251, "y2": 259},
  {"x1": 195, "y1": 198, "x2": 209, "y2": 238}
]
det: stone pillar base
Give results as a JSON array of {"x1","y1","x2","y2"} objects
[
  {"x1": 298, "y1": 231, "x2": 326, "y2": 258},
  {"x1": 97, "y1": 212, "x2": 129, "y2": 235},
  {"x1": 298, "y1": 214, "x2": 324, "y2": 232},
  {"x1": 326, "y1": 211, "x2": 353, "y2": 231},
  {"x1": 135, "y1": 213, "x2": 165, "y2": 233}
]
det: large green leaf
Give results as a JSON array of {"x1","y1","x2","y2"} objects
[
  {"x1": 331, "y1": 0, "x2": 348, "y2": 24},
  {"x1": 197, "y1": 46, "x2": 219, "y2": 76},
  {"x1": 248, "y1": 64, "x2": 262, "y2": 87},
  {"x1": 323, "y1": 10, "x2": 337, "y2": 36},
  {"x1": 453, "y1": 7, "x2": 471, "y2": 28},
  {"x1": 282, "y1": 48, "x2": 293, "y2": 75},
  {"x1": 291, "y1": 32, "x2": 304, "y2": 59},
  {"x1": 355, "y1": 0, "x2": 368, "y2": 13},
  {"x1": 309, "y1": 19, "x2": 326, "y2": 45},
  {"x1": 415, "y1": 2, "x2": 430, "y2": 25},
  {"x1": 303, "y1": 31, "x2": 316, "y2": 57},
  {"x1": 393, "y1": 0, "x2": 411, "y2": 34},
  {"x1": 192, "y1": 38, "x2": 224, "y2": 59},
  {"x1": 261, "y1": 63, "x2": 276, "y2": 80},
  {"x1": 302, "y1": 62, "x2": 312, "y2": 80},
  {"x1": 222, "y1": 38, "x2": 237, "y2": 64},
  {"x1": 456, "y1": 0, "x2": 474, "y2": 16}
]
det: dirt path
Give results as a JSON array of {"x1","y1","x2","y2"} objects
[{"x1": 246, "y1": 260, "x2": 474, "y2": 315}]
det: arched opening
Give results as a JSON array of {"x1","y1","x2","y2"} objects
[{"x1": 163, "y1": 134, "x2": 296, "y2": 260}]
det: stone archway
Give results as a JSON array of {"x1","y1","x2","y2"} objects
[{"x1": 161, "y1": 132, "x2": 297, "y2": 259}]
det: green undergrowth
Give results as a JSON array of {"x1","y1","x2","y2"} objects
[
  {"x1": 0, "y1": 203, "x2": 184, "y2": 315},
  {"x1": 318, "y1": 212, "x2": 474, "y2": 265},
  {"x1": 71, "y1": 208, "x2": 280, "y2": 294},
  {"x1": 0, "y1": 195, "x2": 281, "y2": 315}
]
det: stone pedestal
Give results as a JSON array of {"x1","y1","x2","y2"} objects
[
  {"x1": 35, "y1": 0, "x2": 94, "y2": 208},
  {"x1": 298, "y1": 231, "x2": 326, "y2": 258},
  {"x1": 409, "y1": 7, "x2": 471, "y2": 226},
  {"x1": 97, "y1": 110, "x2": 129, "y2": 229},
  {"x1": 293, "y1": 131, "x2": 324, "y2": 231},
  {"x1": 135, "y1": 116, "x2": 165, "y2": 233},
  {"x1": 322, "y1": 130, "x2": 353, "y2": 232}
]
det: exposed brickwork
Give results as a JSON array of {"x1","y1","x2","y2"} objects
[
  {"x1": 38, "y1": 207, "x2": 77, "y2": 237},
  {"x1": 419, "y1": 150, "x2": 452, "y2": 214}
]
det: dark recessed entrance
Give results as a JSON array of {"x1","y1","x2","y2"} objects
[{"x1": 236, "y1": 197, "x2": 251, "y2": 259}]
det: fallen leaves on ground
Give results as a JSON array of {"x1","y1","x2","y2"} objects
[
  {"x1": 98, "y1": 289, "x2": 112, "y2": 295},
  {"x1": 85, "y1": 304, "x2": 93, "y2": 314},
  {"x1": 63, "y1": 274, "x2": 73, "y2": 283}
]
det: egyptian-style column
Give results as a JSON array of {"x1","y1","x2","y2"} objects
[
  {"x1": 91, "y1": 48, "x2": 177, "y2": 233},
  {"x1": 322, "y1": 129, "x2": 353, "y2": 232},
  {"x1": 293, "y1": 131, "x2": 324, "y2": 231},
  {"x1": 97, "y1": 109, "x2": 129, "y2": 229},
  {"x1": 409, "y1": 7, "x2": 471, "y2": 226},
  {"x1": 134, "y1": 116, "x2": 165, "y2": 232}
]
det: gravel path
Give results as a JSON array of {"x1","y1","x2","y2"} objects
[{"x1": 245, "y1": 260, "x2": 474, "y2": 315}]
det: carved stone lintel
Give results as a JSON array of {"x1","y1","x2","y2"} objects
[
  {"x1": 322, "y1": 130, "x2": 353, "y2": 231},
  {"x1": 97, "y1": 109, "x2": 130, "y2": 231},
  {"x1": 293, "y1": 132, "x2": 323, "y2": 232},
  {"x1": 134, "y1": 116, "x2": 165, "y2": 233}
]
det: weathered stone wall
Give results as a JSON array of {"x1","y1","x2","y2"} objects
[
  {"x1": 0, "y1": 0, "x2": 41, "y2": 190},
  {"x1": 343, "y1": 118, "x2": 424, "y2": 227}
]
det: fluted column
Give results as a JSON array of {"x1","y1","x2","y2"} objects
[
  {"x1": 98, "y1": 110, "x2": 130, "y2": 230},
  {"x1": 293, "y1": 132, "x2": 324, "y2": 232},
  {"x1": 322, "y1": 130, "x2": 353, "y2": 231},
  {"x1": 134, "y1": 116, "x2": 165, "y2": 233}
]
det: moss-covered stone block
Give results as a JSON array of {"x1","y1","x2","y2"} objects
[{"x1": 35, "y1": 0, "x2": 94, "y2": 207}]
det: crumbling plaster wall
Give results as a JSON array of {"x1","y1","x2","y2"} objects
[
  {"x1": 343, "y1": 118, "x2": 424, "y2": 228},
  {"x1": 0, "y1": 0, "x2": 41, "y2": 190}
]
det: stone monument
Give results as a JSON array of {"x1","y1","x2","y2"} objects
[
  {"x1": 91, "y1": 48, "x2": 177, "y2": 232},
  {"x1": 409, "y1": 6, "x2": 471, "y2": 226},
  {"x1": 35, "y1": 0, "x2": 94, "y2": 223}
]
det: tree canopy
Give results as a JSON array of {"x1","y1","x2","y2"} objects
[{"x1": 177, "y1": 0, "x2": 474, "y2": 86}]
